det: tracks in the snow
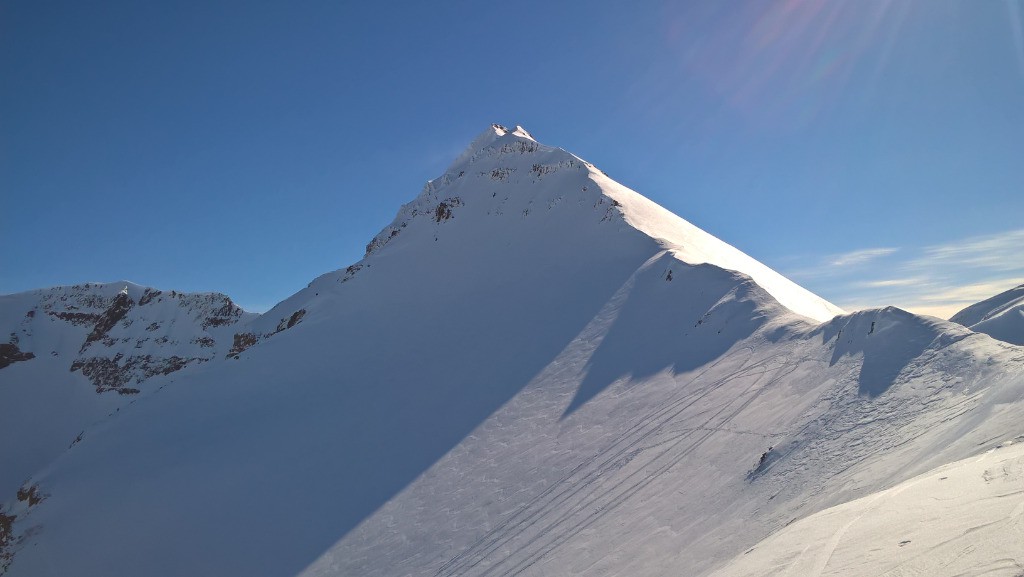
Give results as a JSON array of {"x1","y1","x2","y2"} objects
[{"x1": 435, "y1": 349, "x2": 818, "y2": 577}]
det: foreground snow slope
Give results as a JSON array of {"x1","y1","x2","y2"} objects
[
  {"x1": 3, "y1": 126, "x2": 1023, "y2": 576},
  {"x1": 711, "y1": 439, "x2": 1024, "y2": 577},
  {"x1": 0, "y1": 282, "x2": 254, "y2": 497},
  {"x1": 951, "y1": 283, "x2": 1024, "y2": 346},
  {"x1": 299, "y1": 307, "x2": 1024, "y2": 577}
]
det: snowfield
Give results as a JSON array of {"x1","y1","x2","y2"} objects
[
  {"x1": 711, "y1": 440, "x2": 1024, "y2": 577},
  {"x1": 2, "y1": 125, "x2": 1022, "y2": 576}
]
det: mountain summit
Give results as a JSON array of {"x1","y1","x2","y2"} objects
[
  {"x1": 2, "y1": 126, "x2": 1021, "y2": 577},
  {"x1": 365, "y1": 123, "x2": 841, "y2": 321}
]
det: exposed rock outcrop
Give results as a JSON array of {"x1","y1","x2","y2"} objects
[
  {"x1": 1, "y1": 282, "x2": 256, "y2": 391},
  {"x1": 0, "y1": 344, "x2": 34, "y2": 370},
  {"x1": 81, "y1": 290, "x2": 134, "y2": 352},
  {"x1": 226, "y1": 308, "x2": 307, "y2": 359}
]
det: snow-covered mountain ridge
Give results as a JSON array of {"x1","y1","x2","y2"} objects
[
  {"x1": 0, "y1": 282, "x2": 260, "y2": 499},
  {"x1": 950, "y1": 283, "x2": 1024, "y2": 346},
  {"x1": 0, "y1": 282, "x2": 253, "y2": 392},
  {"x1": 1, "y1": 126, "x2": 1022, "y2": 576}
]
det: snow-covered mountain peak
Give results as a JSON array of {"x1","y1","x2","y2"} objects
[
  {"x1": 480, "y1": 123, "x2": 536, "y2": 141},
  {"x1": 444, "y1": 123, "x2": 546, "y2": 175},
  {"x1": 358, "y1": 126, "x2": 842, "y2": 322},
  {"x1": 508, "y1": 124, "x2": 535, "y2": 140}
]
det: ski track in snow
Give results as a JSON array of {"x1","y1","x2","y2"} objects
[{"x1": 436, "y1": 349, "x2": 819, "y2": 576}]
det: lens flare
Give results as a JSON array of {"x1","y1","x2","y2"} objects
[{"x1": 660, "y1": 1, "x2": 910, "y2": 129}]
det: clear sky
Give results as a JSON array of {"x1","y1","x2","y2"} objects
[{"x1": 3, "y1": 1, "x2": 1023, "y2": 318}]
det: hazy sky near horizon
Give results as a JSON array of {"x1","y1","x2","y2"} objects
[{"x1": 3, "y1": 1, "x2": 1023, "y2": 318}]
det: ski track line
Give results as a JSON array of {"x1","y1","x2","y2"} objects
[
  {"x1": 434, "y1": 348, "x2": 764, "y2": 576},
  {"x1": 479, "y1": 356, "x2": 801, "y2": 575},
  {"x1": 791, "y1": 380, "x2": 981, "y2": 506},
  {"x1": 1010, "y1": 499, "x2": 1024, "y2": 539},
  {"x1": 488, "y1": 358, "x2": 805, "y2": 577},
  {"x1": 434, "y1": 348, "x2": 774, "y2": 577},
  {"x1": 779, "y1": 543, "x2": 815, "y2": 577},
  {"x1": 505, "y1": 362, "x2": 807, "y2": 575},
  {"x1": 436, "y1": 373, "x2": 720, "y2": 576}
]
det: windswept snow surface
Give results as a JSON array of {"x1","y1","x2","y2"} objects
[
  {"x1": 710, "y1": 440, "x2": 1024, "y2": 577},
  {"x1": 3, "y1": 126, "x2": 1024, "y2": 576},
  {"x1": 951, "y1": 283, "x2": 1024, "y2": 346}
]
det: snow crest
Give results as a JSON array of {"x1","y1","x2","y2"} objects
[
  {"x1": 364, "y1": 124, "x2": 841, "y2": 322},
  {"x1": 950, "y1": 283, "x2": 1024, "y2": 346}
]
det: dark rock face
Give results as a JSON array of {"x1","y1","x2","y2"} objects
[
  {"x1": 341, "y1": 264, "x2": 363, "y2": 283},
  {"x1": 228, "y1": 309, "x2": 307, "y2": 359},
  {"x1": 1, "y1": 508, "x2": 16, "y2": 571},
  {"x1": 1, "y1": 485, "x2": 45, "y2": 571},
  {"x1": 70, "y1": 354, "x2": 191, "y2": 393},
  {"x1": 15, "y1": 486, "x2": 42, "y2": 508},
  {"x1": 435, "y1": 201, "x2": 454, "y2": 222},
  {"x1": 202, "y1": 300, "x2": 246, "y2": 329},
  {"x1": 278, "y1": 309, "x2": 306, "y2": 332},
  {"x1": 138, "y1": 288, "x2": 162, "y2": 306},
  {"x1": 81, "y1": 292, "x2": 134, "y2": 352},
  {"x1": 46, "y1": 311, "x2": 102, "y2": 326},
  {"x1": 365, "y1": 226, "x2": 404, "y2": 256},
  {"x1": 228, "y1": 333, "x2": 259, "y2": 359},
  {"x1": 434, "y1": 197, "x2": 462, "y2": 222},
  {"x1": 0, "y1": 343, "x2": 34, "y2": 370},
  {"x1": 192, "y1": 336, "x2": 215, "y2": 348}
]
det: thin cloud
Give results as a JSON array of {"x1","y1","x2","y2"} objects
[
  {"x1": 780, "y1": 229, "x2": 1024, "y2": 319},
  {"x1": 912, "y1": 278, "x2": 1024, "y2": 305},
  {"x1": 783, "y1": 246, "x2": 900, "y2": 282},
  {"x1": 828, "y1": 247, "x2": 898, "y2": 267},
  {"x1": 912, "y1": 229, "x2": 1024, "y2": 272},
  {"x1": 857, "y1": 277, "x2": 924, "y2": 288},
  {"x1": 861, "y1": 278, "x2": 1024, "y2": 321}
]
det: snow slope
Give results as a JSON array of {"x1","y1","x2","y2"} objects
[
  {"x1": 2, "y1": 126, "x2": 1023, "y2": 576},
  {"x1": 950, "y1": 283, "x2": 1024, "y2": 346},
  {"x1": 0, "y1": 282, "x2": 255, "y2": 497},
  {"x1": 299, "y1": 307, "x2": 1024, "y2": 577},
  {"x1": 710, "y1": 439, "x2": 1024, "y2": 577}
]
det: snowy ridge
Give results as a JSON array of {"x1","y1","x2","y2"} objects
[
  {"x1": 0, "y1": 281, "x2": 255, "y2": 497},
  {"x1": 950, "y1": 283, "x2": 1024, "y2": 346}
]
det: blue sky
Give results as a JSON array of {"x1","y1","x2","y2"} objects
[{"x1": 3, "y1": 1, "x2": 1023, "y2": 318}]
